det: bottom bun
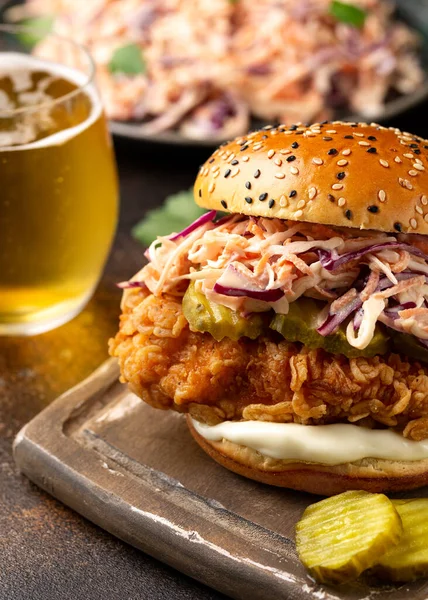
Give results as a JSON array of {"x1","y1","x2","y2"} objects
[{"x1": 186, "y1": 416, "x2": 428, "y2": 496}]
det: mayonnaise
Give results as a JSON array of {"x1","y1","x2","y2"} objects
[{"x1": 191, "y1": 419, "x2": 428, "y2": 465}]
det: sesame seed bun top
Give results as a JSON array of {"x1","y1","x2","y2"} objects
[{"x1": 194, "y1": 122, "x2": 428, "y2": 235}]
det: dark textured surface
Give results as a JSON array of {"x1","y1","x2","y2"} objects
[{"x1": 2, "y1": 108, "x2": 428, "y2": 599}]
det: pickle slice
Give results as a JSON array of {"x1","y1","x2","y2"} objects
[
  {"x1": 182, "y1": 281, "x2": 264, "y2": 341},
  {"x1": 374, "y1": 499, "x2": 428, "y2": 582},
  {"x1": 296, "y1": 490, "x2": 403, "y2": 585}
]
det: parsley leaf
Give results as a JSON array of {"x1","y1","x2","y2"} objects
[
  {"x1": 132, "y1": 189, "x2": 206, "y2": 246},
  {"x1": 16, "y1": 16, "x2": 54, "y2": 48},
  {"x1": 329, "y1": 1, "x2": 367, "y2": 28},
  {"x1": 108, "y1": 43, "x2": 146, "y2": 75}
]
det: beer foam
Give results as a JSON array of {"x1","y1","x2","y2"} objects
[{"x1": 0, "y1": 53, "x2": 103, "y2": 150}]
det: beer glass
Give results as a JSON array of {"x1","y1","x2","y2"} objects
[{"x1": 0, "y1": 25, "x2": 118, "y2": 335}]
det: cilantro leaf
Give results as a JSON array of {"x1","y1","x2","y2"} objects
[
  {"x1": 329, "y1": 1, "x2": 366, "y2": 28},
  {"x1": 108, "y1": 43, "x2": 146, "y2": 75},
  {"x1": 16, "y1": 16, "x2": 54, "y2": 48},
  {"x1": 132, "y1": 189, "x2": 206, "y2": 246}
]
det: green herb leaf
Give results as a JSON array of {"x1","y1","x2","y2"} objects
[
  {"x1": 108, "y1": 43, "x2": 146, "y2": 75},
  {"x1": 132, "y1": 189, "x2": 206, "y2": 246},
  {"x1": 16, "y1": 16, "x2": 54, "y2": 48},
  {"x1": 329, "y1": 1, "x2": 366, "y2": 28}
]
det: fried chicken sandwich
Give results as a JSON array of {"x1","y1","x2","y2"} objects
[{"x1": 110, "y1": 121, "x2": 428, "y2": 495}]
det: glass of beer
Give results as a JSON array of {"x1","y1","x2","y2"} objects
[{"x1": 0, "y1": 25, "x2": 118, "y2": 335}]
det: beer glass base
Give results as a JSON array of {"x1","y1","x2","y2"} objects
[{"x1": 0, "y1": 291, "x2": 93, "y2": 337}]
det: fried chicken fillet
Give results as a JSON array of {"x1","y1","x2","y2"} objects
[{"x1": 110, "y1": 287, "x2": 428, "y2": 442}]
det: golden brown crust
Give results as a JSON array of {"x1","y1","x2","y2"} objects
[
  {"x1": 194, "y1": 122, "x2": 428, "y2": 235},
  {"x1": 187, "y1": 415, "x2": 428, "y2": 495}
]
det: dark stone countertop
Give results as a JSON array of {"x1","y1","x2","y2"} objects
[{"x1": 2, "y1": 106, "x2": 428, "y2": 599}]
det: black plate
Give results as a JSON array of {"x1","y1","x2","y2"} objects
[{"x1": 3, "y1": 0, "x2": 428, "y2": 146}]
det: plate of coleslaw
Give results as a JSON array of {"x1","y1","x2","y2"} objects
[{"x1": 4, "y1": 0, "x2": 428, "y2": 145}]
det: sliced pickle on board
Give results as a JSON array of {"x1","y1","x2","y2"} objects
[
  {"x1": 295, "y1": 490, "x2": 403, "y2": 585},
  {"x1": 182, "y1": 281, "x2": 264, "y2": 341},
  {"x1": 373, "y1": 499, "x2": 428, "y2": 582}
]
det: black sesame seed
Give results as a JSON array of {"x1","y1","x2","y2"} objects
[
  {"x1": 245, "y1": 181, "x2": 251, "y2": 190},
  {"x1": 410, "y1": 143, "x2": 419, "y2": 148},
  {"x1": 221, "y1": 200, "x2": 228, "y2": 209},
  {"x1": 262, "y1": 135, "x2": 268, "y2": 139},
  {"x1": 287, "y1": 155, "x2": 296, "y2": 162},
  {"x1": 328, "y1": 194, "x2": 335, "y2": 202},
  {"x1": 220, "y1": 141, "x2": 228, "y2": 147},
  {"x1": 323, "y1": 137, "x2": 333, "y2": 141},
  {"x1": 295, "y1": 131, "x2": 304, "y2": 135},
  {"x1": 268, "y1": 199, "x2": 275, "y2": 208},
  {"x1": 240, "y1": 145, "x2": 249, "y2": 151},
  {"x1": 415, "y1": 149, "x2": 421, "y2": 155},
  {"x1": 368, "y1": 205, "x2": 379, "y2": 213},
  {"x1": 344, "y1": 135, "x2": 353, "y2": 139},
  {"x1": 278, "y1": 128, "x2": 286, "y2": 133},
  {"x1": 224, "y1": 169, "x2": 231, "y2": 178},
  {"x1": 289, "y1": 190, "x2": 297, "y2": 198},
  {"x1": 231, "y1": 159, "x2": 239, "y2": 165},
  {"x1": 337, "y1": 172, "x2": 346, "y2": 180},
  {"x1": 367, "y1": 147, "x2": 377, "y2": 154},
  {"x1": 209, "y1": 158, "x2": 215, "y2": 163},
  {"x1": 245, "y1": 197, "x2": 253, "y2": 204},
  {"x1": 320, "y1": 120, "x2": 329, "y2": 125},
  {"x1": 198, "y1": 189, "x2": 202, "y2": 197},
  {"x1": 289, "y1": 125, "x2": 298, "y2": 131},
  {"x1": 351, "y1": 123, "x2": 358, "y2": 127},
  {"x1": 328, "y1": 148, "x2": 338, "y2": 155},
  {"x1": 345, "y1": 209, "x2": 352, "y2": 220},
  {"x1": 254, "y1": 169, "x2": 261, "y2": 178},
  {"x1": 394, "y1": 222, "x2": 402, "y2": 232},
  {"x1": 368, "y1": 136, "x2": 377, "y2": 141},
  {"x1": 424, "y1": 145, "x2": 428, "y2": 150},
  {"x1": 291, "y1": 142, "x2": 299, "y2": 149},
  {"x1": 259, "y1": 193, "x2": 268, "y2": 201}
]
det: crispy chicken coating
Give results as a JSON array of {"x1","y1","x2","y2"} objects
[{"x1": 109, "y1": 288, "x2": 428, "y2": 440}]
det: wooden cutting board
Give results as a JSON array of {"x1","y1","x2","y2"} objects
[{"x1": 13, "y1": 358, "x2": 428, "y2": 600}]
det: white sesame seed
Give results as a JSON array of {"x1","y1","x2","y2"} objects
[
  {"x1": 409, "y1": 170, "x2": 419, "y2": 177},
  {"x1": 275, "y1": 172, "x2": 285, "y2": 179},
  {"x1": 425, "y1": 214, "x2": 428, "y2": 223},
  {"x1": 290, "y1": 166, "x2": 299, "y2": 175},
  {"x1": 295, "y1": 209, "x2": 304, "y2": 218},
  {"x1": 332, "y1": 183, "x2": 344, "y2": 190},
  {"x1": 230, "y1": 167, "x2": 240, "y2": 178},
  {"x1": 338, "y1": 197, "x2": 346, "y2": 207},
  {"x1": 414, "y1": 163, "x2": 425, "y2": 171},
  {"x1": 378, "y1": 190, "x2": 386, "y2": 202},
  {"x1": 279, "y1": 195, "x2": 287, "y2": 207},
  {"x1": 242, "y1": 155, "x2": 249, "y2": 162},
  {"x1": 406, "y1": 181, "x2": 413, "y2": 190},
  {"x1": 252, "y1": 143, "x2": 263, "y2": 151},
  {"x1": 236, "y1": 138, "x2": 245, "y2": 146},
  {"x1": 227, "y1": 153, "x2": 235, "y2": 162},
  {"x1": 280, "y1": 149, "x2": 291, "y2": 155},
  {"x1": 395, "y1": 156, "x2": 402, "y2": 163},
  {"x1": 410, "y1": 218, "x2": 418, "y2": 229},
  {"x1": 270, "y1": 129, "x2": 278, "y2": 136},
  {"x1": 416, "y1": 206, "x2": 423, "y2": 215},
  {"x1": 305, "y1": 132, "x2": 316, "y2": 137},
  {"x1": 342, "y1": 149, "x2": 351, "y2": 156},
  {"x1": 422, "y1": 195, "x2": 428, "y2": 206},
  {"x1": 297, "y1": 200, "x2": 306, "y2": 209},
  {"x1": 208, "y1": 182, "x2": 215, "y2": 193},
  {"x1": 404, "y1": 153, "x2": 414, "y2": 159},
  {"x1": 212, "y1": 165, "x2": 220, "y2": 172},
  {"x1": 358, "y1": 141, "x2": 370, "y2": 147},
  {"x1": 308, "y1": 187, "x2": 317, "y2": 200},
  {"x1": 268, "y1": 149, "x2": 275, "y2": 159},
  {"x1": 354, "y1": 132, "x2": 364, "y2": 137},
  {"x1": 312, "y1": 158, "x2": 323, "y2": 165},
  {"x1": 379, "y1": 159, "x2": 389, "y2": 168},
  {"x1": 399, "y1": 177, "x2": 405, "y2": 186},
  {"x1": 283, "y1": 131, "x2": 293, "y2": 135},
  {"x1": 274, "y1": 158, "x2": 282, "y2": 166},
  {"x1": 326, "y1": 129, "x2": 337, "y2": 134},
  {"x1": 337, "y1": 159, "x2": 348, "y2": 166},
  {"x1": 415, "y1": 158, "x2": 423, "y2": 165}
]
